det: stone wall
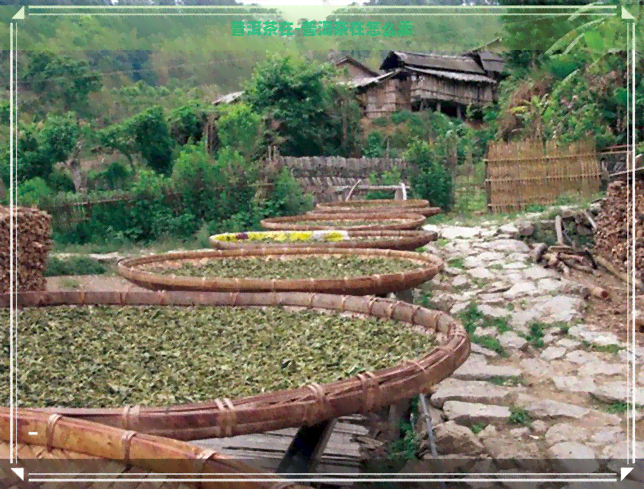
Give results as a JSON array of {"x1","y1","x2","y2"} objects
[{"x1": 277, "y1": 156, "x2": 411, "y2": 202}]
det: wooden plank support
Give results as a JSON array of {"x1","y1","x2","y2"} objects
[{"x1": 276, "y1": 419, "x2": 337, "y2": 475}]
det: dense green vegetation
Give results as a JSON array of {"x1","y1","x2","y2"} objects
[{"x1": 1, "y1": 1, "x2": 642, "y2": 250}]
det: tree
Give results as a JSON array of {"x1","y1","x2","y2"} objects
[
  {"x1": 243, "y1": 55, "x2": 361, "y2": 157},
  {"x1": 22, "y1": 52, "x2": 102, "y2": 115}
]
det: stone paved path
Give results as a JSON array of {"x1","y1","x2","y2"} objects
[{"x1": 410, "y1": 220, "x2": 644, "y2": 487}]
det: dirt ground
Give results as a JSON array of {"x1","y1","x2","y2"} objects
[{"x1": 563, "y1": 265, "x2": 644, "y2": 346}]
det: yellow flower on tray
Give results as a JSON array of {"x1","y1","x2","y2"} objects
[
  {"x1": 289, "y1": 232, "x2": 312, "y2": 242},
  {"x1": 247, "y1": 232, "x2": 264, "y2": 241},
  {"x1": 273, "y1": 232, "x2": 288, "y2": 242},
  {"x1": 214, "y1": 233, "x2": 236, "y2": 242},
  {"x1": 324, "y1": 231, "x2": 345, "y2": 242}
]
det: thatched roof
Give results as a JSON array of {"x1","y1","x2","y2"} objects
[
  {"x1": 406, "y1": 66, "x2": 496, "y2": 84},
  {"x1": 380, "y1": 51, "x2": 488, "y2": 76},
  {"x1": 334, "y1": 55, "x2": 380, "y2": 78},
  {"x1": 465, "y1": 49, "x2": 506, "y2": 76}
]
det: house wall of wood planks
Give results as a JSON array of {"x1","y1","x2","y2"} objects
[
  {"x1": 410, "y1": 75, "x2": 494, "y2": 107},
  {"x1": 485, "y1": 140, "x2": 602, "y2": 213}
]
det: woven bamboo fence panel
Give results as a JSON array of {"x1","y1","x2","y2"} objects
[
  {"x1": 260, "y1": 213, "x2": 426, "y2": 231},
  {"x1": 485, "y1": 140, "x2": 602, "y2": 213},
  {"x1": 116, "y1": 248, "x2": 443, "y2": 295},
  {"x1": 1, "y1": 291, "x2": 470, "y2": 441},
  {"x1": 209, "y1": 230, "x2": 438, "y2": 252},
  {"x1": 0, "y1": 408, "x2": 305, "y2": 489}
]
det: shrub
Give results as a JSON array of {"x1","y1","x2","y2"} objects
[
  {"x1": 45, "y1": 256, "x2": 107, "y2": 276},
  {"x1": 405, "y1": 140, "x2": 453, "y2": 211},
  {"x1": 217, "y1": 103, "x2": 265, "y2": 161},
  {"x1": 17, "y1": 177, "x2": 55, "y2": 206}
]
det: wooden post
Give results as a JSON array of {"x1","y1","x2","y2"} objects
[{"x1": 484, "y1": 159, "x2": 492, "y2": 212}]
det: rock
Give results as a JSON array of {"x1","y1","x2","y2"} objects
[
  {"x1": 476, "y1": 327, "x2": 499, "y2": 338},
  {"x1": 464, "y1": 256, "x2": 487, "y2": 269},
  {"x1": 509, "y1": 427, "x2": 530, "y2": 439},
  {"x1": 499, "y1": 332, "x2": 528, "y2": 351},
  {"x1": 503, "y1": 261, "x2": 527, "y2": 269},
  {"x1": 430, "y1": 293, "x2": 457, "y2": 313},
  {"x1": 552, "y1": 376, "x2": 596, "y2": 394},
  {"x1": 536, "y1": 278, "x2": 564, "y2": 293},
  {"x1": 530, "y1": 420, "x2": 548, "y2": 434},
  {"x1": 451, "y1": 302, "x2": 470, "y2": 315},
  {"x1": 432, "y1": 421, "x2": 486, "y2": 456},
  {"x1": 544, "y1": 423, "x2": 590, "y2": 447},
  {"x1": 589, "y1": 427, "x2": 624, "y2": 447},
  {"x1": 481, "y1": 435, "x2": 547, "y2": 471},
  {"x1": 498, "y1": 470, "x2": 542, "y2": 489},
  {"x1": 466, "y1": 459, "x2": 498, "y2": 488},
  {"x1": 453, "y1": 356, "x2": 522, "y2": 381},
  {"x1": 603, "y1": 442, "x2": 644, "y2": 481},
  {"x1": 453, "y1": 275, "x2": 469, "y2": 288},
  {"x1": 470, "y1": 267, "x2": 495, "y2": 280},
  {"x1": 565, "y1": 350, "x2": 599, "y2": 365},
  {"x1": 591, "y1": 382, "x2": 629, "y2": 403},
  {"x1": 517, "y1": 221, "x2": 535, "y2": 237},
  {"x1": 470, "y1": 343, "x2": 499, "y2": 358},
  {"x1": 548, "y1": 442, "x2": 600, "y2": 473},
  {"x1": 438, "y1": 226, "x2": 486, "y2": 240},
  {"x1": 430, "y1": 379, "x2": 519, "y2": 409},
  {"x1": 415, "y1": 405, "x2": 446, "y2": 432},
  {"x1": 478, "y1": 424, "x2": 497, "y2": 440},
  {"x1": 577, "y1": 330, "x2": 621, "y2": 348},
  {"x1": 488, "y1": 239, "x2": 531, "y2": 254},
  {"x1": 478, "y1": 293, "x2": 506, "y2": 304},
  {"x1": 541, "y1": 332, "x2": 558, "y2": 346},
  {"x1": 503, "y1": 282, "x2": 538, "y2": 299},
  {"x1": 516, "y1": 395, "x2": 590, "y2": 420},
  {"x1": 519, "y1": 358, "x2": 551, "y2": 378},
  {"x1": 499, "y1": 223, "x2": 519, "y2": 235},
  {"x1": 478, "y1": 251, "x2": 506, "y2": 262},
  {"x1": 556, "y1": 338, "x2": 581, "y2": 350},
  {"x1": 522, "y1": 267, "x2": 557, "y2": 280},
  {"x1": 578, "y1": 360, "x2": 625, "y2": 377},
  {"x1": 443, "y1": 401, "x2": 512, "y2": 425},
  {"x1": 540, "y1": 346, "x2": 568, "y2": 362},
  {"x1": 479, "y1": 304, "x2": 511, "y2": 319}
]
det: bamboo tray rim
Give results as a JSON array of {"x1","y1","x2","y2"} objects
[
  {"x1": 209, "y1": 230, "x2": 437, "y2": 251},
  {"x1": 318, "y1": 199, "x2": 430, "y2": 207},
  {"x1": 260, "y1": 212, "x2": 426, "y2": 231},
  {"x1": 1, "y1": 408, "x2": 305, "y2": 489},
  {"x1": 116, "y1": 247, "x2": 443, "y2": 294},
  {"x1": 1, "y1": 291, "x2": 470, "y2": 441}
]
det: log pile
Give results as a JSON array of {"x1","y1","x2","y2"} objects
[
  {"x1": 594, "y1": 179, "x2": 644, "y2": 285},
  {"x1": 0, "y1": 206, "x2": 52, "y2": 293}
]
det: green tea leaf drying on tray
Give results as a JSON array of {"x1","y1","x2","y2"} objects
[
  {"x1": 145, "y1": 256, "x2": 422, "y2": 280},
  {"x1": 0, "y1": 306, "x2": 433, "y2": 408}
]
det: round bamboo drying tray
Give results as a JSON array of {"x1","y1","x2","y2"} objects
[
  {"x1": 1, "y1": 291, "x2": 470, "y2": 441},
  {"x1": 315, "y1": 199, "x2": 441, "y2": 216},
  {"x1": 260, "y1": 212, "x2": 426, "y2": 231},
  {"x1": 1, "y1": 407, "x2": 305, "y2": 489},
  {"x1": 116, "y1": 248, "x2": 442, "y2": 295},
  {"x1": 310, "y1": 201, "x2": 441, "y2": 218},
  {"x1": 209, "y1": 230, "x2": 438, "y2": 252}
]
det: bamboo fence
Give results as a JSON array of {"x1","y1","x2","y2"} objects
[
  {"x1": 260, "y1": 213, "x2": 426, "y2": 231},
  {"x1": 485, "y1": 140, "x2": 602, "y2": 213},
  {"x1": 0, "y1": 408, "x2": 305, "y2": 489},
  {"x1": 1, "y1": 291, "x2": 470, "y2": 441},
  {"x1": 209, "y1": 230, "x2": 438, "y2": 252},
  {"x1": 116, "y1": 248, "x2": 443, "y2": 296}
]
